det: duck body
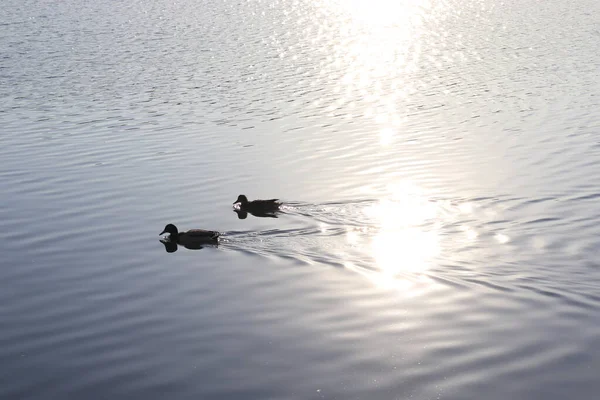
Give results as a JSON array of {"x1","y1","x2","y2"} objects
[
  {"x1": 159, "y1": 223, "x2": 219, "y2": 248},
  {"x1": 233, "y1": 194, "x2": 281, "y2": 213}
]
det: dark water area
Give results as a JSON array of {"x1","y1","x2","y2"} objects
[{"x1": 1, "y1": 0, "x2": 600, "y2": 399}]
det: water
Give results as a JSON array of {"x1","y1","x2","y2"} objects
[{"x1": 1, "y1": 0, "x2": 599, "y2": 398}]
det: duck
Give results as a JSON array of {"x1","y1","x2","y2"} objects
[
  {"x1": 159, "y1": 224, "x2": 219, "y2": 249},
  {"x1": 233, "y1": 194, "x2": 281, "y2": 213}
]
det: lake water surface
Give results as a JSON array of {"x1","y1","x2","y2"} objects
[{"x1": 1, "y1": 0, "x2": 600, "y2": 399}]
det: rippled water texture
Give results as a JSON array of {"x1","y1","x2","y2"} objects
[{"x1": 2, "y1": 0, "x2": 600, "y2": 398}]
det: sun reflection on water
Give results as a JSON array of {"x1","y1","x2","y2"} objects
[
  {"x1": 310, "y1": 1, "x2": 456, "y2": 289},
  {"x1": 315, "y1": 0, "x2": 437, "y2": 149},
  {"x1": 348, "y1": 184, "x2": 441, "y2": 289},
  {"x1": 334, "y1": 0, "x2": 431, "y2": 28}
]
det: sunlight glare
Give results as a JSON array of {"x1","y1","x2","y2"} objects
[
  {"x1": 379, "y1": 127, "x2": 395, "y2": 145},
  {"x1": 318, "y1": 0, "x2": 429, "y2": 147},
  {"x1": 495, "y1": 233, "x2": 510, "y2": 244},
  {"x1": 338, "y1": 0, "x2": 430, "y2": 27},
  {"x1": 363, "y1": 183, "x2": 441, "y2": 281},
  {"x1": 461, "y1": 225, "x2": 479, "y2": 241}
]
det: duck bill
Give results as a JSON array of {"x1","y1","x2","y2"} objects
[{"x1": 159, "y1": 230, "x2": 167, "y2": 236}]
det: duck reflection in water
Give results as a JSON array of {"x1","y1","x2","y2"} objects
[
  {"x1": 160, "y1": 239, "x2": 179, "y2": 253},
  {"x1": 159, "y1": 223, "x2": 219, "y2": 253},
  {"x1": 233, "y1": 194, "x2": 281, "y2": 219},
  {"x1": 233, "y1": 208, "x2": 278, "y2": 219}
]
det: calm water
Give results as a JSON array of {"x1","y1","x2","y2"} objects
[{"x1": 2, "y1": 0, "x2": 600, "y2": 398}]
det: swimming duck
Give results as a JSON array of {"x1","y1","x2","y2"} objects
[
  {"x1": 233, "y1": 194, "x2": 281, "y2": 213},
  {"x1": 159, "y1": 224, "x2": 219, "y2": 249}
]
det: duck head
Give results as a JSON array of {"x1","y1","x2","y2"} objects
[
  {"x1": 159, "y1": 223, "x2": 179, "y2": 237},
  {"x1": 234, "y1": 194, "x2": 248, "y2": 205}
]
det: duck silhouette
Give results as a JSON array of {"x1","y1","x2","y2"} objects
[
  {"x1": 159, "y1": 223, "x2": 219, "y2": 250},
  {"x1": 233, "y1": 194, "x2": 281, "y2": 214}
]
